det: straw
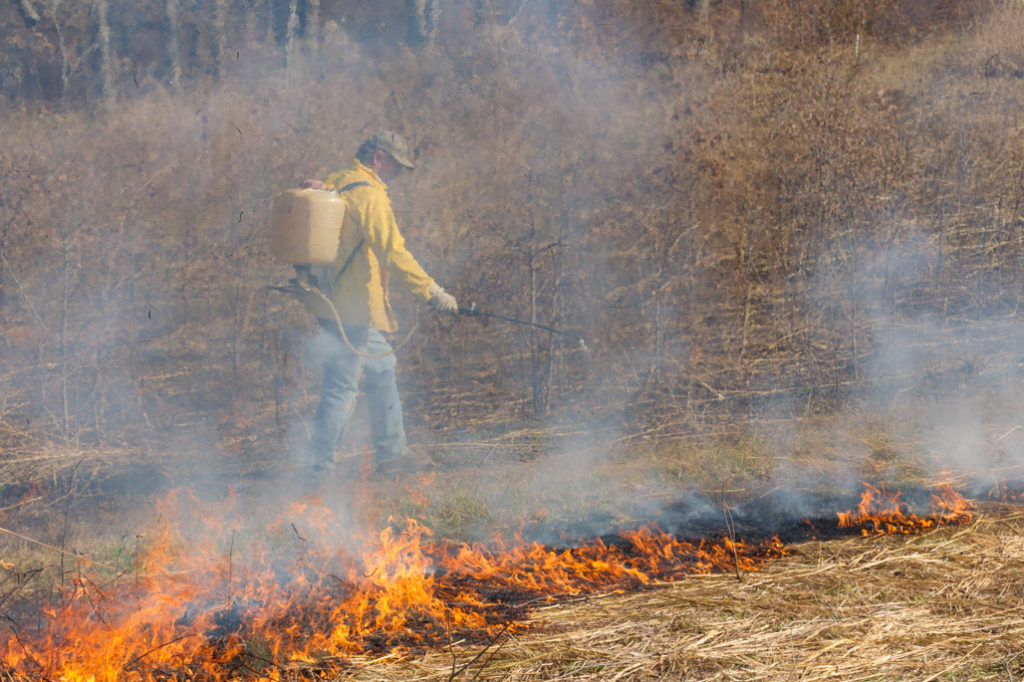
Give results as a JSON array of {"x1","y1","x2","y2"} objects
[{"x1": 334, "y1": 504, "x2": 1024, "y2": 681}]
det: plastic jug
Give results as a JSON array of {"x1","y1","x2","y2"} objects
[{"x1": 269, "y1": 188, "x2": 349, "y2": 265}]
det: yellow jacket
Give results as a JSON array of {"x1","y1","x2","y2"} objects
[{"x1": 300, "y1": 160, "x2": 435, "y2": 332}]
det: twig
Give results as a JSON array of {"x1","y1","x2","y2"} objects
[
  {"x1": 721, "y1": 489, "x2": 741, "y2": 582},
  {"x1": 227, "y1": 530, "x2": 235, "y2": 602},
  {"x1": 134, "y1": 533, "x2": 143, "y2": 610},
  {"x1": 918, "y1": 642, "x2": 985, "y2": 682},
  {"x1": 448, "y1": 621, "x2": 512, "y2": 681},
  {"x1": 59, "y1": 459, "x2": 83, "y2": 591},
  {"x1": 0, "y1": 525, "x2": 115, "y2": 570},
  {"x1": 0, "y1": 252, "x2": 49, "y2": 334},
  {"x1": 0, "y1": 495, "x2": 44, "y2": 515},
  {"x1": 1, "y1": 615, "x2": 43, "y2": 672},
  {"x1": 74, "y1": 569, "x2": 112, "y2": 630},
  {"x1": 1005, "y1": 650, "x2": 1023, "y2": 682},
  {"x1": 0, "y1": 566, "x2": 43, "y2": 613},
  {"x1": 694, "y1": 377, "x2": 726, "y2": 401},
  {"x1": 121, "y1": 633, "x2": 197, "y2": 670},
  {"x1": 446, "y1": 610, "x2": 458, "y2": 681},
  {"x1": 225, "y1": 647, "x2": 298, "y2": 677},
  {"x1": 998, "y1": 425, "x2": 1022, "y2": 440},
  {"x1": 469, "y1": 625, "x2": 511, "y2": 682},
  {"x1": 519, "y1": 592, "x2": 587, "y2": 608}
]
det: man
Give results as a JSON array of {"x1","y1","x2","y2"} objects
[{"x1": 295, "y1": 130, "x2": 457, "y2": 476}]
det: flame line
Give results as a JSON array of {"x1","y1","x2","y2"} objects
[{"x1": 0, "y1": 486, "x2": 972, "y2": 677}]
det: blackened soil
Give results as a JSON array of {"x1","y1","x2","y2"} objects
[{"x1": 520, "y1": 479, "x2": 1019, "y2": 550}]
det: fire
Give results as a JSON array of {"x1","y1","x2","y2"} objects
[
  {"x1": 987, "y1": 480, "x2": 1024, "y2": 501},
  {"x1": 0, "y1": 489, "x2": 785, "y2": 680},
  {"x1": 0, "y1": 479, "x2": 976, "y2": 680},
  {"x1": 837, "y1": 482, "x2": 975, "y2": 535}
]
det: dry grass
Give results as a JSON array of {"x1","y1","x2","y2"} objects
[
  {"x1": 0, "y1": 430, "x2": 1019, "y2": 679},
  {"x1": 336, "y1": 505, "x2": 1024, "y2": 681},
  {"x1": 4, "y1": 2, "x2": 1024, "y2": 447},
  {"x1": 3, "y1": 3, "x2": 1024, "y2": 677}
]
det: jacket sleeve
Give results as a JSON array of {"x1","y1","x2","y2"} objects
[{"x1": 358, "y1": 189, "x2": 436, "y2": 301}]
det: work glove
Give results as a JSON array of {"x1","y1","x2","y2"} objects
[{"x1": 427, "y1": 283, "x2": 458, "y2": 316}]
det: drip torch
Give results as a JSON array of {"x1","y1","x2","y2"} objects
[{"x1": 458, "y1": 302, "x2": 588, "y2": 351}]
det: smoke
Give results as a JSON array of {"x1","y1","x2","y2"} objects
[
  {"x1": 11, "y1": 9, "x2": 1024, "y2": 677},
  {"x1": 5, "y1": 1, "x2": 1024, "y2": 576}
]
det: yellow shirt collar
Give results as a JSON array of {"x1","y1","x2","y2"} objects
[{"x1": 353, "y1": 159, "x2": 388, "y2": 190}]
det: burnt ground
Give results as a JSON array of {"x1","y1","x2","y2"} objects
[
  {"x1": 3, "y1": 456, "x2": 1018, "y2": 679},
  {"x1": 518, "y1": 479, "x2": 1024, "y2": 550}
]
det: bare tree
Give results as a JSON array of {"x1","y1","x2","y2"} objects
[
  {"x1": 59, "y1": 221, "x2": 72, "y2": 439},
  {"x1": 166, "y1": 0, "x2": 182, "y2": 88},
  {"x1": 285, "y1": 0, "x2": 299, "y2": 66},
  {"x1": 94, "y1": 0, "x2": 115, "y2": 110},
  {"x1": 49, "y1": 0, "x2": 70, "y2": 105}
]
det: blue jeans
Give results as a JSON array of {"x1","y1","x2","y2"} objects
[{"x1": 308, "y1": 324, "x2": 408, "y2": 469}]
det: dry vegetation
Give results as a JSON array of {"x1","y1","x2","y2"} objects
[
  {"x1": 1, "y1": 0, "x2": 1022, "y2": 455},
  {"x1": 3, "y1": 0, "x2": 1024, "y2": 678},
  {"x1": 353, "y1": 506, "x2": 1024, "y2": 681}
]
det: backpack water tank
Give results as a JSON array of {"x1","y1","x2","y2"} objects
[{"x1": 269, "y1": 188, "x2": 349, "y2": 265}]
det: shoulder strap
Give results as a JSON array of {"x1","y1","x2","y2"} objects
[
  {"x1": 331, "y1": 180, "x2": 372, "y2": 288},
  {"x1": 337, "y1": 181, "x2": 370, "y2": 193}
]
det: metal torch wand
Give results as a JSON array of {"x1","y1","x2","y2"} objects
[{"x1": 458, "y1": 303, "x2": 588, "y2": 351}]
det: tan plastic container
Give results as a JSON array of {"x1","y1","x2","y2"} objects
[{"x1": 269, "y1": 188, "x2": 349, "y2": 265}]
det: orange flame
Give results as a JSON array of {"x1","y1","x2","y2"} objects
[
  {"x1": 1, "y1": 480, "x2": 974, "y2": 680},
  {"x1": 837, "y1": 482, "x2": 974, "y2": 536}
]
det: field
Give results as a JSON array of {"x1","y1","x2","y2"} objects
[
  {"x1": 3, "y1": 0, "x2": 1024, "y2": 679},
  {"x1": 357, "y1": 506, "x2": 1024, "y2": 681}
]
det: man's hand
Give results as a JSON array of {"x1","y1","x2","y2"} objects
[
  {"x1": 300, "y1": 178, "x2": 328, "y2": 190},
  {"x1": 427, "y1": 283, "x2": 458, "y2": 316}
]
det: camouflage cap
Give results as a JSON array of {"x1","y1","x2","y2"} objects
[{"x1": 365, "y1": 130, "x2": 415, "y2": 170}]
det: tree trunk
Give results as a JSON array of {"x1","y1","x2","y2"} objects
[
  {"x1": 60, "y1": 224, "x2": 71, "y2": 439},
  {"x1": 285, "y1": 0, "x2": 299, "y2": 66},
  {"x1": 166, "y1": 0, "x2": 181, "y2": 89},
  {"x1": 50, "y1": 0, "x2": 70, "y2": 105},
  {"x1": 94, "y1": 0, "x2": 115, "y2": 110}
]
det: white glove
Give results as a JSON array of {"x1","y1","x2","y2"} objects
[{"x1": 427, "y1": 283, "x2": 458, "y2": 315}]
